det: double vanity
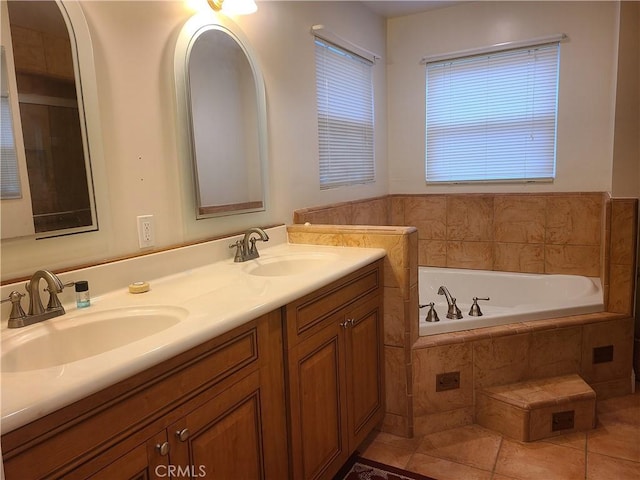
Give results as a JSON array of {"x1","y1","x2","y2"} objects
[{"x1": 0, "y1": 226, "x2": 386, "y2": 479}]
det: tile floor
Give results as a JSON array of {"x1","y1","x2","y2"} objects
[{"x1": 359, "y1": 388, "x2": 640, "y2": 480}]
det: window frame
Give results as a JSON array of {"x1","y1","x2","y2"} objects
[
  {"x1": 315, "y1": 36, "x2": 376, "y2": 190},
  {"x1": 424, "y1": 40, "x2": 562, "y2": 185}
]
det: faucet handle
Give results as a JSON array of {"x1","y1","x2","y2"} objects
[
  {"x1": 229, "y1": 240, "x2": 244, "y2": 262},
  {"x1": 468, "y1": 297, "x2": 490, "y2": 317},
  {"x1": 2, "y1": 291, "x2": 27, "y2": 323},
  {"x1": 46, "y1": 290, "x2": 64, "y2": 311},
  {"x1": 43, "y1": 282, "x2": 71, "y2": 311},
  {"x1": 419, "y1": 302, "x2": 440, "y2": 322},
  {"x1": 248, "y1": 237, "x2": 260, "y2": 254}
]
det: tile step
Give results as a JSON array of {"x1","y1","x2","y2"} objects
[{"x1": 476, "y1": 374, "x2": 596, "y2": 442}]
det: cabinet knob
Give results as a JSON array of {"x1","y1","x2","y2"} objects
[
  {"x1": 156, "y1": 441, "x2": 170, "y2": 456},
  {"x1": 175, "y1": 428, "x2": 190, "y2": 442},
  {"x1": 339, "y1": 319, "x2": 354, "y2": 328}
]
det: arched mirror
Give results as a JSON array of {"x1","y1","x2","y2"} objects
[
  {"x1": 0, "y1": 0, "x2": 98, "y2": 239},
  {"x1": 175, "y1": 13, "x2": 267, "y2": 219}
]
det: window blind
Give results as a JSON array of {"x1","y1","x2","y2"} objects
[
  {"x1": 315, "y1": 38, "x2": 374, "y2": 189},
  {"x1": 1, "y1": 96, "x2": 21, "y2": 199},
  {"x1": 425, "y1": 43, "x2": 560, "y2": 183}
]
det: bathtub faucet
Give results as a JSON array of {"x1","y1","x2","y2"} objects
[{"x1": 438, "y1": 285, "x2": 463, "y2": 319}]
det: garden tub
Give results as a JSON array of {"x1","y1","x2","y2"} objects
[{"x1": 419, "y1": 267, "x2": 604, "y2": 335}]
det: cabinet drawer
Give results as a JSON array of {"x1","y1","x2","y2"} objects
[{"x1": 286, "y1": 260, "x2": 382, "y2": 346}]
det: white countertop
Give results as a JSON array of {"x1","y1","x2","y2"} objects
[{"x1": 0, "y1": 230, "x2": 385, "y2": 433}]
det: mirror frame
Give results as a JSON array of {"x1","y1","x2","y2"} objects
[
  {"x1": 1, "y1": 0, "x2": 101, "y2": 239},
  {"x1": 0, "y1": 0, "x2": 109, "y2": 282},
  {"x1": 174, "y1": 12, "x2": 268, "y2": 220}
]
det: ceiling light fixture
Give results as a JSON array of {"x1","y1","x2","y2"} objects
[{"x1": 207, "y1": 0, "x2": 257, "y2": 15}]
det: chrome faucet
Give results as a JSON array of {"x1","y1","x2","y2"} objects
[
  {"x1": 2, "y1": 270, "x2": 66, "y2": 328},
  {"x1": 229, "y1": 227, "x2": 270, "y2": 262},
  {"x1": 438, "y1": 285, "x2": 463, "y2": 319}
]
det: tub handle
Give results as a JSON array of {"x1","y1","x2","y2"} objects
[
  {"x1": 469, "y1": 297, "x2": 490, "y2": 317},
  {"x1": 419, "y1": 302, "x2": 439, "y2": 322}
]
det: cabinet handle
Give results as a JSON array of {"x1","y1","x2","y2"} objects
[
  {"x1": 339, "y1": 319, "x2": 354, "y2": 328},
  {"x1": 175, "y1": 428, "x2": 190, "y2": 442},
  {"x1": 156, "y1": 441, "x2": 170, "y2": 456}
]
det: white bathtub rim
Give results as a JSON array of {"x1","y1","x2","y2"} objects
[{"x1": 418, "y1": 267, "x2": 604, "y2": 336}]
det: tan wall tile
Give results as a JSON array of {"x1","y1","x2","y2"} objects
[
  {"x1": 494, "y1": 243, "x2": 544, "y2": 273},
  {"x1": 529, "y1": 327, "x2": 582, "y2": 379},
  {"x1": 408, "y1": 283, "x2": 420, "y2": 346},
  {"x1": 352, "y1": 198, "x2": 389, "y2": 225},
  {"x1": 447, "y1": 241, "x2": 493, "y2": 270},
  {"x1": 494, "y1": 195, "x2": 546, "y2": 243},
  {"x1": 405, "y1": 196, "x2": 447, "y2": 240},
  {"x1": 287, "y1": 231, "x2": 345, "y2": 246},
  {"x1": 580, "y1": 318, "x2": 634, "y2": 383},
  {"x1": 292, "y1": 192, "x2": 610, "y2": 277},
  {"x1": 546, "y1": 194, "x2": 603, "y2": 245},
  {"x1": 389, "y1": 196, "x2": 406, "y2": 226},
  {"x1": 544, "y1": 245, "x2": 600, "y2": 276},
  {"x1": 473, "y1": 334, "x2": 530, "y2": 389},
  {"x1": 381, "y1": 412, "x2": 410, "y2": 437},
  {"x1": 418, "y1": 240, "x2": 447, "y2": 267},
  {"x1": 603, "y1": 284, "x2": 610, "y2": 312},
  {"x1": 301, "y1": 204, "x2": 353, "y2": 225},
  {"x1": 476, "y1": 394, "x2": 528, "y2": 441},
  {"x1": 409, "y1": 230, "x2": 418, "y2": 287},
  {"x1": 608, "y1": 263, "x2": 635, "y2": 314},
  {"x1": 447, "y1": 195, "x2": 494, "y2": 241},
  {"x1": 383, "y1": 258, "x2": 405, "y2": 291},
  {"x1": 385, "y1": 346, "x2": 409, "y2": 416},
  {"x1": 589, "y1": 377, "x2": 633, "y2": 400},
  {"x1": 340, "y1": 232, "x2": 409, "y2": 294},
  {"x1": 528, "y1": 399, "x2": 596, "y2": 441},
  {"x1": 413, "y1": 407, "x2": 474, "y2": 436},
  {"x1": 412, "y1": 343, "x2": 473, "y2": 416},
  {"x1": 601, "y1": 196, "x2": 612, "y2": 288},
  {"x1": 610, "y1": 199, "x2": 638, "y2": 265},
  {"x1": 384, "y1": 287, "x2": 405, "y2": 347}
]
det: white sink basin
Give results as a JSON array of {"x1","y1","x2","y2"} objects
[
  {"x1": 243, "y1": 253, "x2": 339, "y2": 277},
  {"x1": 1, "y1": 306, "x2": 188, "y2": 372}
]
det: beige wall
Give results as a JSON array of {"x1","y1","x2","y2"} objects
[
  {"x1": 0, "y1": 0, "x2": 388, "y2": 281},
  {"x1": 2, "y1": 1, "x2": 636, "y2": 282},
  {"x1": 387, "y1": 1, "x2": 620, "y2": 194},
  {"x1": 612, "y1": 0, "x2": 640, "y2": 198}
]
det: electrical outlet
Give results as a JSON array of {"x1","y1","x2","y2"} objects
[{"x1": 137, "y1": 215, "x2": 155, "y2": 248}]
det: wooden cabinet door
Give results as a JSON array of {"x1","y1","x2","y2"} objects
[
  {"x1": 168, "y1": 371, "x2": 267, "y2": 479},
  {"x1": 88, "y1": 433, "x2": 169, "y2": 480},
  {"x1": 344, "y1": 296, "x2": 384, "y2": 450},
  {"x1": 288, "y1": 320, "x2": 349, "y2": 480}
]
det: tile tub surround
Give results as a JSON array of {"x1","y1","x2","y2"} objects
[
  {"x1": 293, "y1": 192, "x2": 638, "y2": 315},
  {"x1": 290, "y1": 194, "x2": 638, "y2": 439},
  {"x1": 412, "y1": 313, "x2": 634, "y2": 436}
]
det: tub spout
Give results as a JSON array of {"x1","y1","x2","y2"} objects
[{"x1": 438, "y1": 285, "x2": 463, "y2": 319}]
